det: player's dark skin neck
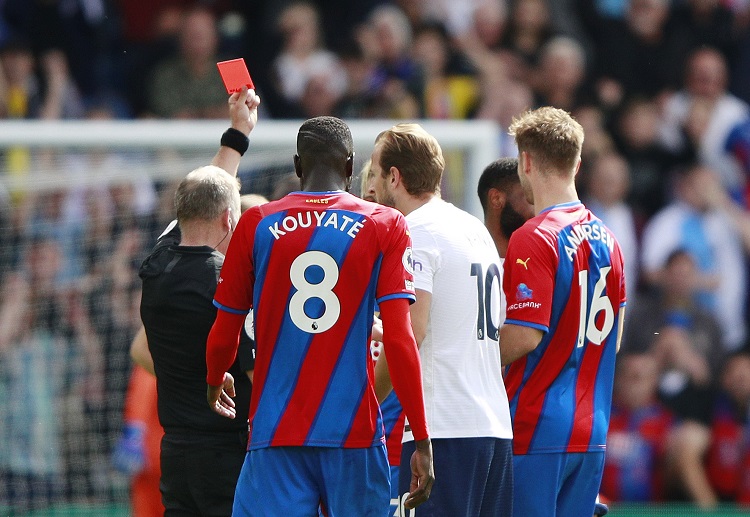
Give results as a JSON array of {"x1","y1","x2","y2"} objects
[
  {"x1": 295, "y1": 155, "x2": 353, "y2": 193},
  {"x1": 484, "y1": 212, "x2": 509, "y2": 258}
]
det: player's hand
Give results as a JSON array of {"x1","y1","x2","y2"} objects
[
  {"x1": 207, "y1": 372, "x2": 237, "y2": 419},
  {"x1": 229, "y1": 86, "x2": 261, "y2": 136},
  {"x1": 404, "y1": 438, "x2": 434, "y2": 509}
]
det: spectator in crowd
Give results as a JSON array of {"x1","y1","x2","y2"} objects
[
  {"x1": 724, "y1": 115, "x2": 750, "y2": 206},
  {"x1": 145, "y1": 7, "x2": 228, "y2": 118},
  {"x1": 0, "y1": 237, "x2": 104, "y2": 512},
  {"x1": 531, "y1": 36, "x2": 588, "y2": 112},
  {"x1": 123, "y1": 5, "x2": 184, "y2": 117},
  {"x1": 22, "y1": 187, "x2": 86, "y2": 284},
  {"x1": 500, "y1": 0, "x2": 554, "y2": 81},
  {"x1": 0, "y1": 37, "x2": 40, "y2": 119},
  {"x1": 461, "y1": 0, "x2": 508, "y2": 51},
  {"x1": 624, "y1": 249, "x2": 721, "y2": 423},
  {"x1": 366, "y1": 4, "x2": 423, "y2": 117},
  {"x1": 612, "y1": 97, "x2": 694, "y2": 221},
  {"x1": 601, "y1": 351, "x2": 677, "y2": 502},
  {"x1": 412, "y1": 22, "x2": 480, "y2": 119},
  {"x1": 335, "y1": 39, "x2": 386, "y2": 119},
  {"x1": 474, "y1": 60, "x2": 534, "y2": 157},
  {"x1": 671, "y1": 0, "x2": 738, "y2": 60},
  {"x1": 584, "y1": 152, "x2": 639, "y2": 298},
  {"x1": 591, "y1": 0, "x2": 690, "y2": 108},
  {"x1": 640, "y1": 165, "x2": 747, "y2": 351},
  {"x1": 670, "y1": 350, "x2": 750, "y2": 507},
  {"x1": 271, "y1": 2, "x2": 346, "y2": 118},
  {"x1": 574, "y1": 105, "x2": 615, "y2": 181},
  {"x1": 658, "y1": 47, "x2": 749, "y2": 197},
  {"x1": 36, "y1": 49, "x2": 85, "y2": 120},
  {"x1": 298, "y1": 74, "x2": 344, "y2": 119}
]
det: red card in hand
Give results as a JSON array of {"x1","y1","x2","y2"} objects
[{"x1": 217, "y1": 58, "x2": 255, "y2": 94}]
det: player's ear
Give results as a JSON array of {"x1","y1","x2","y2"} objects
[
  {"x1": 489, "y1": 187, "x2": 505, "y2": 210},
  {"x1": 520, "y1": 151, "x2": 532, "y2": 177},
  {"x1": 389, "y1": 166, "x2": 401, "y2": 187},
  {"x1": 294, "y1": 154, "x2": 302, "y2": 178},
  {"x1": 345, "y1": 153, "x2": 354, "y2": 179},
  {"x1": 574, "y1": 157, "x2": 582, "y2": 177},
  {"x1": 223, "y1": 207, "x2": 233, "y2": 232}
]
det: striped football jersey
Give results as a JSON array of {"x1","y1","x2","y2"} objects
[
  {"x1": 504, "y1": 201, "x2": 626, "y2": 455},
  {"x1": 213, "y1": 191, "x2": 415, "y2": 450}
]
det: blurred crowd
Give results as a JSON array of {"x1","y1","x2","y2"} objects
[{"x1": 2, "y1": 0, "x2": 750, "y2": 511}]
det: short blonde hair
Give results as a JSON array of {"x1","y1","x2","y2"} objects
[
  {"x1": 359, "y1": 158, "x2": 373, "y2": 198},
  {"x1": 508, "y1": 106, "x2": 584, "y2": 173},
  {"x1": 375, "y1": 123, "x2": 444, "y2": 196},
  {"x1": 240, "y1": 193, "x2": 269, "y2": 212}
]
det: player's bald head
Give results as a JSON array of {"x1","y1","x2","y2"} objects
[{"x1": 175, "y1": 165, "x2": 240, "y2": 224}]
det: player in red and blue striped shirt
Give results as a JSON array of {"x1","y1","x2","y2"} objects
[
  {"x1": 502, "y1": 107, "x2": 626, "y2": 517},
  {"x1": 204, "y1": 116, "x2": 434, "y2": 516}
]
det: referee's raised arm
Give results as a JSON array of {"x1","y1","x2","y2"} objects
[{"x1": 211, "y1": 87, "x2": 261, "y2": 177}]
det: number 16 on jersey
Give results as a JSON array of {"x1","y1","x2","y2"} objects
[{"x1": 577, "y1": 266, "x2": 615, "y2": 348}]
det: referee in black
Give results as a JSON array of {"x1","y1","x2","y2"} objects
[{"x1": 136, "y1": 87, "x2": 260, "y2": 516}]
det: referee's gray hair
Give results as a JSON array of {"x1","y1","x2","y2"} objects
[{"x1": 175, "y1": 166, "x2": 241, "y2": 224}]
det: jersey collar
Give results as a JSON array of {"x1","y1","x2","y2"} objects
[
  {"x1": 289, "y1": 190, "x2": 346, "y2": 196},
  {"x1": 539, "y1": 201, "x2": 583, "y2": 214}
]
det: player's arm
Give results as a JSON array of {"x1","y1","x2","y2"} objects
[
  {"x1": 379, "y1": 297, "x2": 434, "y2": 509},
  {"x1": 500, "y1": 323, "x2": 544, "y2": 365},
  {"x1": 615, "y1": 305, "x2": 625, "y2": 353},
  {"x1": 371, "y1": 315, "x2": 392, "y2": 402},
  {"x1": 206, "y1": 310, "x2": 245, "y2": 419},
  {"x1": 210, "y1": 87, "x2": 261, "y2": 177},
  {"x1": 130, "y1": 325, "x2": 155, "y2": 376},
  {"x1": 206, "y1": 211, "x2": 256, "y2": 417},
  {"x1": 409, "y1": 289, "x2": 431, "y2": 348}
]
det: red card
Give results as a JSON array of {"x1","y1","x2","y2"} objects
[{"x1": 217, "y1": 58, "x2": 255, "y2": 94}]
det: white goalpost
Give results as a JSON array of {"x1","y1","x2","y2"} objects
[{"x1": 0, "y1": 119, "x2": 502, "y2": 219}]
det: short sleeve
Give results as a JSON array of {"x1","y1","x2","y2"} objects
[
  {"x1": 408, "y1": 223, "x2": 438, "y2": 294},
  {"x1": 375, "y1": 211, "x2": 416, "y2": 304},
  {"x1": 213, "y1": 207, "x2": 259, "y2": 314},
  {"x1": 503, "y1": 225, "x2": 556, "y2": 333}
]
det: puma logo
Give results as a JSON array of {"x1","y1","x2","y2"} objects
[{"x1": 516, "y1": 257, "x2": 530, "y2": 269}]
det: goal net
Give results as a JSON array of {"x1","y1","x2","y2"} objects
[{"x1": 0, "y1": 118, "x2": 500, "y2": 513}]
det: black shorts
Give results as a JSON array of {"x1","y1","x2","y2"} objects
[{"x1": 160, "y1": 430, "x2": 248, "y2": 517}]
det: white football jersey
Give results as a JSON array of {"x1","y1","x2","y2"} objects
[{"x1": 403, "y1": 198, "x2": 513, "y2": 441}]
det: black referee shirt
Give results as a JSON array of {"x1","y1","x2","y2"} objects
[{"x1": 140, "y1": 221, "x2": 253, "y2": 435}]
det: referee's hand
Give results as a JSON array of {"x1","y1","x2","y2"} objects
[
  {"x1": 207, "y1": 372, "x2": 237, "y2": 419},
  {"x1": 229, "y1": 87, "x2": 260, "y2": 136}
]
